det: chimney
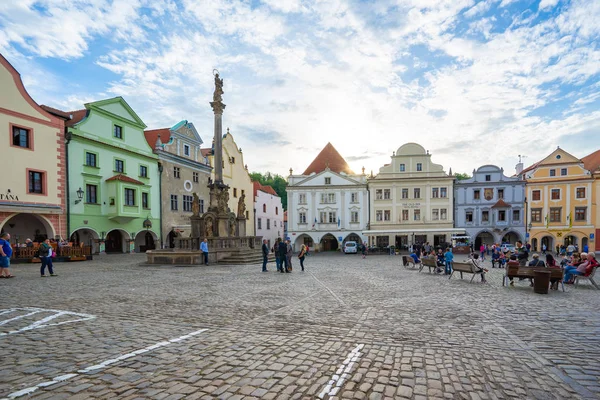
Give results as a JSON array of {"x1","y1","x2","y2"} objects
[
  {"x1": 154, "y1": 134, "x2": 163, "y2": 151},
  {"x1": 515, "y1": 154, "x2": 523, "y2": 175}
]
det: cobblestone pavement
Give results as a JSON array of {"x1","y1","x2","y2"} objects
[{"x1": 1, "y1": 252, "x2": 599, "y2": 400}]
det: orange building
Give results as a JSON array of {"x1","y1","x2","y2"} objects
[{"x1": 521, "y1": 147, "x2": 594, "y2": 252}]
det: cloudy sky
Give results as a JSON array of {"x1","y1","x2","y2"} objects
[{"x1": 1, "y1": 0, "x2": 599, "y2": 177}]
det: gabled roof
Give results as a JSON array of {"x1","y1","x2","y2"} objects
[
  {"x1": 253, "y1": 181, "x2": 279, "y2": 198},
  {"x1": 491, "y1": 199, "x2": 511, "y2": 208},
  {"x1": 144, "y1": 128, "x2": 171, "y2": 150},
  {"x1": 105, "y1": 174, "x2": 145, "y2": 185},
  {"x1": 40, "y1": 106, "x2": 88, "y2": 127},
  {"x1": 582, "y1": 149, "x2": 600, "y2": 173},
  {"x1": 302, "y1": 142, "x2": 354, "y2": 175}
]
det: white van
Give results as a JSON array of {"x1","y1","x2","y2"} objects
[{"x1": 344, "y1": 241, "x2": 358, "y2": 254}]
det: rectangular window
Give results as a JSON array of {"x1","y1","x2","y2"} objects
[
  {"x1": 351, "y1": 192, "x2": 358, "y2": 203},
  {"x1": 200, "y1": 199, "x2": 204, "y2": 213},
  {"x1": 576, "y1": 187, "x2": 586, "y2": 199},
  {"x1": 142, "y1": 192, "x2": 149, "y2": 209},
  {"x1": 432, "y1": 188, "x2": 439, "y2": 198},
  {"x1": 414, "y1": 209, "x2": 421, "y2": 220},
  {"x1": 258, "y1": 218, "x2": 262, "y2": 229},
  {"x1": 184, "y1": 144, "x2": 190, "y2": 156},
  {"x1": 267, "y1": 219, "x2": 271, "y2": 229},
  {"x1": 414, "y1": 188, "x2": 420, "y2": 198},
  {"x1": 497, "y1": 189, "x2": 504, "y2": 199},
  {"x1": 328, "y1": 212, "x2": 337, "y2": 223},
  {"x1": 550, "y1": 207, "x2": 561, "y2": 222},
  {"x1": 327, "y1": 193, "x2": 335, "y2": 203},
  {"x1": 233, "y1": 188, "x2": 238, "y2": 198},
  {"x1": 376, "y1": 210, "x2": 383, "y2": 221},
  {"x1": 115, "y1": 159, "x2": 124, "y2": 173},
  {"x1": 384, "y1": 189, "x2": 391, "y2": 200},
  {"x1": 399, "y1": 188, "x2": 407, "y2": 199},
  {"x1": 531, "y1": 209, "x2": 542, "y2": 222},
  {"x1": 474, "y1": 189, "x2": 480, "y2": 200},
  {"x1": 124, "y1": 188, "x2": 135, "y2": 206},
  {"x1": 193, "y1": 172, "x2": 199, "y2": 183},
  {"x1": 416, "y1": 163, "x2": 422, "y2": 171},
  {"x1": 376, "y1": 189, "x2": 383, "y2": 200},
  {"x1": 299, "y1": 212, "x2": 306, "y2": 224},
  {"x1": 551, "y1": 189, "x2": 560, "y2": 200},
  {"x1": 384, "y1": 210, "x2": 391, "y2": 221},
  {"x1": 549, "y1": 169, "x2": 556, "y2": 177},
  {"x1": 319, "y1": 211, "x2": 327, "y2": 223},
  {"x1": 28, "y1": 170, "x2": 44, "y2": 194},
  {"x1": 12, "y1": 126, "x2": 31, "y2": 148},
  {"x1": 139, "y1": 165, "x2": 148, "y2": 178},
  {"x1": 325, "y1": 177, "x2": 331, "y2": 185},
  {"x1": 432, "y1": 209, "x2": 439, "y2": 220},
  {"x1": 402, "y1": 210, "x2": 409, "y2": 221},
  {"x1": 173, "y1": 167, "x2": 180, "y2": 178},
  {"x1": 466, "y1": 211, "x2": 473, "y2": 222},
  {"x1": 561, "y1": 168, "x2": 567, "y2": 176},
  {"x1": 114, "y1": 125, "x2": 122, "y2": 139},
  {"x1": 440, "y1": 187, "x2": 447, "y2": 198},
  {"x1": 498, "y1": 210, "x2": 506, "y2": 221},
  {"x1": 183, "y1": 195, "x2": 193, "y2": 212},
  {"x1": 485, "y1": 174, "x2": 491, "y2": 181},
  {"x1": 399, "y1": 164, "x2": 405, "y2": 172},
  {"x1": 440, "y1": 208, "x2": 447, "y2": 220},
  {"x1": 512, "y1": 209, "x2": 520, "y2": 222},
  {"x1": 86, "y1": 184, "x2": 97, "y2": 204},
  {"x1": 85, "y1": 152, "x2": 97, "y2": 167},
  {"x1": 482, "y1": 210, "x2": 489, "y2": 222},
  {"x1": 575, "y1": 207, "x2": 586, "y2": 221},
  {"x1": 532, "y1": 190, "x2": 541, "y2": 201},
  {"x1": 170, "y1": 195, "x2": 178, "y2": 211},
  {"x1": 351, "y1": 211, "x2": 359, "y2": 223},
  {"x1": 299, "y1": 193, "x2": 307, "y2": 204}
]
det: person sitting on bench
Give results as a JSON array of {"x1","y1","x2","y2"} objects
[
  {"x1": 409, "y1": 251, "x2": 421, "y2": 266},
  {"x1": 546, "y1": 253, "x2": 561, "y2": 290},
  {"x1": 491, "y1": 249, "x2": 501, "y2": 268},
  {"x1": 563, "y1": 252, "x2": 593, "y2": 284},
  {"x1": 468, "y1": 253, "x2": 487, "y2": 283}
]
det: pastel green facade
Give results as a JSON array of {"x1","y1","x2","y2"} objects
[{"x1": 67, "y1": 97, "x2": 160, "y2": 253}]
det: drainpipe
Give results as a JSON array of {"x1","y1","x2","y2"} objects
[
  {"x1": 65, "y1": 128, "x2": 72, "y2": 240},
  {"x1": 158, "y1": 162, "x2": 163, "y2": 248}
]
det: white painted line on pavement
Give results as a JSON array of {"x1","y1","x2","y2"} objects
[
  {"x1": 3, "y1": 328, "x2": 208, "y2": 399},
  {"x1": 0, "y1": 310, "x2": 42, "y2": 326},
  {"x1": 318, "y1": 343, "x2": 364, "y2": 399},
  {"x1": 0, "y1": 308, "x2": 96, "y2": 337},
  {"x1": 309, "y1": 272, "x2": 347, "y2": 306}
]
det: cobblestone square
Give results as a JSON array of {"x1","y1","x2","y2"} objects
[{"x1": 1, "y1": 253, "x2": 599, "y2": 400}]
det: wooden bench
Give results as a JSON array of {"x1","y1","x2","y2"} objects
[
  {"x1": 420, "y1": 257, "x2": 439, "y2": 273},
  {"x1": 449, "y1": 262, "x2": 484, "y2": 283},
  {"x1": 503, "y1": 265, "x2": 564, "y2": 291},
  {"x1": 402, "y1": 255, "x2": 420, "y2": 269},
  {"x1": 574, "y1": 266, "x2": 599, "y2": 290}
]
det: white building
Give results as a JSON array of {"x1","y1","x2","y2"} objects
[
  {"x1": 287, "y1": 143, "x2": 369, "y2": 252},
  {"x1": 253, "y1": 181, "x2": 284, "y2": 248}
]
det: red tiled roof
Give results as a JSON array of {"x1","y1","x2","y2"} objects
[
  {"x1": 200, "y1": 148, "x2": 212, "y2": 157},
  {"x1": 253, "y1": 181, "x2": 278, "y2": 198},
  {"x1": 302, "y1": 142, "x2": 354, "y2": 175},
  {"x1": 144, "y1": 128, "x2": 171, "y2": 150},
  {"x1": 40, "y1": 105, "x2": 71, "y2": 120},
  {"x1": 582, "y1": 149, "x2": 600, "y2": 173},
  {"x1": 520, "y1": 160, "x2": 541, "y2": 175},
  {"x1": 105, "y1": 174, "x2": 145, "y2": 185},
  {"x1": 39, "y1": 106, "x2": 87, "y2": 126},
  {"x1": 491, "y1": 199, "x2": 511, "y2": 208}
]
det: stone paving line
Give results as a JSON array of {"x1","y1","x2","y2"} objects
[{"x1": 0, "y1": 253, "x2": 599, "y2": 399}]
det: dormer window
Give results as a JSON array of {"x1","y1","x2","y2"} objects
[
  {"x1": 416, "y1": 163, "x2": 422, "y2": 171},
  {"x1": 325, "y1": 177, "x2": 331, "y2": 185},
  {"x1": 184, "y1": 144, "x2": 190, "y2": 156},
  {"x1": 114, "y1": 125, "x2": 123, "y2": 139}
]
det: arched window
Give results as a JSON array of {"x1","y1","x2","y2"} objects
[
  {"x1": 275, "y1": 207, "x2": 279, "y2": 215},
  {"x1": 263, "y1": 204, "x2": 266, "y2": 213}
]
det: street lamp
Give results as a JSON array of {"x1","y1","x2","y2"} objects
[{"x1": 74, "y1": 187, "x2": 84, "y2": 204}]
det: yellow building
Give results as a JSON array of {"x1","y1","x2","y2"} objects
[
  {"x1": 521, "y1": 147, "x2": 594, "y2": 252},
  {"x1": 0, "y1": 54, "x2": 67, "y2": 242},
  {"x1": 582, "y1": 149, "x2": 600, "y2": 252},
  {"x1": 203, "y1": 129, "x2": 254, "y2": 236}
]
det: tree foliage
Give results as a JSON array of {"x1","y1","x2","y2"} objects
[
  {"x1": 454, "y1": 172, "x2": 471, "y2": 180},
  {"x1": 250, "y1": 172, "x2": 288, "y2": 210}
]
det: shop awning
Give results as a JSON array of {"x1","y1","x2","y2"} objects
[{"x1": 363, "y1": 228, "x2": 467, "y2": 235}]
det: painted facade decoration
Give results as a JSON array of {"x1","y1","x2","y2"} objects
[
  {"x1": 454, "y1": 165, "x2": 526, "y2": 249},
  {"x1": 365, "y1": 143, "x2": 461, "y2": 250},
  {"x1": 287, "y1": 143, "x2": 369, "y2": 252},
  {"x1": 520, "y1": 147, "x2": 594, "y2": 253},
  {"x1": 0, "y1": 54, "x2": 67, "y2": 243},
  {"x1": 144, "y1": 121, "x2": 211, "y2": 248},
  {"x1": 253, "y1": 181, "x2": 284, "y2": 248},
  {"x1": 64, "y1": 97, "x2": 160, "y2": 253}
]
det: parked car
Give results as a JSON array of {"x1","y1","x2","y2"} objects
[
  {"x1": 500, "y1": 243, "x2": 516, "y2": 253},
  {"x1": 344, "y1": 241, "x2": 358, "y2": 254}
]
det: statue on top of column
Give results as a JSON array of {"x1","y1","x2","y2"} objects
[
  {"x1": 213, "y1": 72, "x2": 224, "y2": 103},
  {"x1": 237, "y1": 193, "x2": 246, "y2": 218},
  {"x1": 192, "y1": 193, "x2": 200, "y2": 217}
]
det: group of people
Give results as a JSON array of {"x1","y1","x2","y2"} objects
[
  {"x1": 262, "y1": 238, "x2": 307, "y2": 273},
  {"x1": 409, "y1": 247, "x2": 490, "y2": 283},
  {"x1": 0, "y1": 232, "x2": 58, "y2": 278}
]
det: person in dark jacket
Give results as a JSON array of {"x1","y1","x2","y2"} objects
[
  {"x1": 285, "y1": 240, "x2": 293, "y2": 272},
  {"x1": 261, "y1": 239, "x2": 269, "y2": 272},
  {"x1": 278, "y1": 239, "x2": 288, "y2": 273}
]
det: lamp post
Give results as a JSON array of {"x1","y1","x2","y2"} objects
[
  {"x1": 99, "y1": 231, "x2": 106, "y2": 255},
  {"x1": 528, "y1": 223, "x2": 533, "y2": 250},
  {"x1": 74, "y1": 187, "x2": 84, "y2": 204},
  {"x1": 129, "y1": 232, "x2": 136, "y2": 254}
]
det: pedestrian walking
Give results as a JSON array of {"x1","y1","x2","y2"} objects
[
  {"x1": 444, "y1": 247, "x2": 453, "y2": 275},
  {"x1": 298, "y1": 244, "x2": 307, "y2": 271},
  {"x1": 40, "y1": 238, "x2": 57, "y2": 277},
  {"x1": 261, "y1": 239, "x2": 269, "y2": 272},
  {"x1": 285, "y1": 240, "x2": 293, "y2": 272},
  {"x1": 361, "y1": 243, "x2": 367, "y2": 259},
  {"x1": 0, "y1": 232, "x2": 15, "y2": 278},
  {"x1": 200, "y1": 238, "x2": 209, "y2": 265},
  {"x1": 542, "y1": 243, "x2": 547, "y2": 254},
  {"x1": 479, "y1": 244, "x2": 486, "y2": 261},
  {"x1": 278, "y1": 239, "x2": 287, "y2": 273}
]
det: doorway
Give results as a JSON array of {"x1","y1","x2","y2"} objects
[{"x1": 105, "y1": 230, "x2": 124, "y2": 253}]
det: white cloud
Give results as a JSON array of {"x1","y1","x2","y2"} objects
[{"x1": 539, "y1": 0, "x2": 560, "y2": 11}]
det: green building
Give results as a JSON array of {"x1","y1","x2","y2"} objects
[{"x1": 63, "y1": 97, "x2": 160, "y2": 253}]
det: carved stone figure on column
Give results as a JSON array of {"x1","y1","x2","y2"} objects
[
  {"x1": 237, "y1": 193, "x2": 246, "y2": 218},
  {"x1": 213, "y1": 73, "x2": 224, "y2": 103},
  {"x1": 205, "y1": 218, "x2": 213, "y2": 237},
  {"x1": 229, "y1": 216, "x2": 236, "y2": 236},
  {"x1": 192, "y1": 193, "x2": 200, "y2": 217}
]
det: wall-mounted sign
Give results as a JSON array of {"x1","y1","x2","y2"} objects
[
  {"x1": 0, "y1": 192, "x2": 19, "y2": 201},
  {"x1": 401, "y1": 203, "x2": 421, "y2": 208}
]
